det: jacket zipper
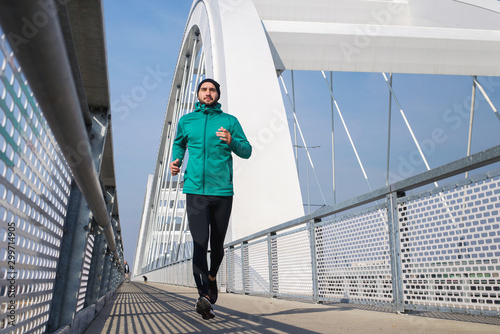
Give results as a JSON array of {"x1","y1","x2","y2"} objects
[{"x1": 203, "y1": 111, "x2": 208, "y2": 194}]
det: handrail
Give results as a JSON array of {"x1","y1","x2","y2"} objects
[{"x1": 0, "y1": 0, "x2": 120, "y2": 264}]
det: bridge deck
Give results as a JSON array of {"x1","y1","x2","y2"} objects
[{"x1": 84, "y1": 282, "x2": 500, "y2": 334}]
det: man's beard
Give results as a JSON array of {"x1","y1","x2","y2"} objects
[{"x1": 200, "y1": 98, "x2": 218, "y2": 106}]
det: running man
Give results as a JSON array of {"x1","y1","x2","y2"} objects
[{"x1": 170, "y1": 78, "x2": 252, "y2": 319}]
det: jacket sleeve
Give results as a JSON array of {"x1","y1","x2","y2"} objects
[
  {"x1": 228, "y1": 117, "x2": 252, "y2": 159},
  {"x1": 172, "y1": 119, "x2": 187, "y2": 165}
]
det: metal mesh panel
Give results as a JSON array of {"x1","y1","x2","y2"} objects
[
  {"x1": 147, "y1": 266, "x2": 162, "y2": 283},
  {"x1": 146, "y1": 260, "x2": 195, "y2": 288},
  {"x1": 245, "y1": 238, "x2": 270, "y2": 294},
  {"x1": 227, "y1": 246, "x2": 243, "y2": 293},
  {"x1": 180, "y1": 260, "x2": 194, "y2": 287},
  {"x1": 400, "y1": 175, "x2": 500, "y2": 314},
  {"x1": 219, "y1": 250, "x2": 227, "y2": 291},
  {"x1": 316, "y1": 208, "x2": 392, "y2": 304},
  {"x1": 0, "y1": 33, "x2": 71, "y2": 333},
  {"x1": 274, "y1": 225, "x2": 313, "y2": 297}
]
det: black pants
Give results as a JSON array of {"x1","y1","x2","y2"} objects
[{"x1": 186, "y1": 194, "x2": 233, "y2": 297}]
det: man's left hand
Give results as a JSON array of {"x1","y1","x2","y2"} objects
[{"x1": 216, "y1": 127, "x2": 232, "y2": 145}]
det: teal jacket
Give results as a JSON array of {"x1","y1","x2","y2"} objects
[{"x1": 172, "y1": 102, "x2": 252, "y2": 196}]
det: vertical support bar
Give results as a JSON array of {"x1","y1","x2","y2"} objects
[
  {"x1": 315, "y1": 221, "x2": 325, "y2": 301},
  {"x1": 270, "y1": 233, "x2": 278, "y2": 297},
  {"x1": 382, "y1": 73, "x2": 435, "y2": 187},
  {"x1": 323, "y1": 71, "x2": 371, "y2": 193},
  {"x1": 181, "y1": 259, "x2": 185, "y2": 286},
  {"x1": 292, "y1": 70, "x2": 298, "y2": 172},
  {"x1": 47, "y1": 183, "x2": 91, "y2": 332},
  {"x1": 386, "y1": 73, "x2": 393, "y2": 186},
  {"x1": 241, "y1": 242, "x2": 248, "y2": 294},
  {"x1": 85, "y1": 185, "x2": 116, "y2": 306},
  {"x1": 185, "y1": 259, "x2": 188, "y2": 286},
  {"x1": 267, "y1": 232, "x2": 275, "y2": 296},
  {"x1": 308, "y1": 219, "x2": 319, "y2": 303},
  {"x1": 387, "y1": 192, "x2": 404, "y2": 313},
  {"x1": 465, "y1": 76, "x2": 477, "y2": 179},
  {"x1": 85, "y1": 231, "x2": 106, "y2": 306},
  {"x1": 330, "y1": 71, "x2": 336, "y2": 204},
  {"x1": 227, "y1": 246, "x2": 233, "y2": 293}
]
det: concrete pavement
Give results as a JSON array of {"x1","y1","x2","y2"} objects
[{"x1": 84, "y1": 282, "x2": 500, "y2": 334}]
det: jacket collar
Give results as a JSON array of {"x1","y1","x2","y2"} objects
[{"x1": 194, "y1": 101, "x2": 222, "y2": 114}]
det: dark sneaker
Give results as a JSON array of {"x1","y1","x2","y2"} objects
[
  {"x1": 208, "y1": 279, "x2": 218, "y2": 304},
  {"x1": 195, "y1": 296, "x2": 215, "y2": 320}
]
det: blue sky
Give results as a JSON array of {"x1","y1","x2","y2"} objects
[
  {"x1": 104, "y1": 1, "x2": 192, "y2": 264},
  {"x1": 103, "y1": 1, "x2": 500, "y2": 266},
  {"x1": 281, "y1": 71, "x2": 500, "y2": 212}
]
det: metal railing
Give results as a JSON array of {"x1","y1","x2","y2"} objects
[
  {"x1": 0, "y1": 1, "x2": 124, "y2": 333},
  {"x1": 143, "y1": 145, "x2": 500, "y2": 316}
]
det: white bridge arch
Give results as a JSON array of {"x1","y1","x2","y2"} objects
[{"x1": 134, "y1": 0, "x2": 500, "y2": 273}]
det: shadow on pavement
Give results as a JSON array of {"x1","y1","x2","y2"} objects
[
  {"x1": 85, "y1": 281, "x2": 500, "y2": 334},
  {"x1": 85, "y1": 282, "x2": 323, "y2": 334}
]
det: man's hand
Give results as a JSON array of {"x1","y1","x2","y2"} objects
[
  {"x1": 216, "y1": 127, "x2": 232, "y2": 145},
  {"x1": 170, "y1": 159, "x2": 181, "y2": 175}
]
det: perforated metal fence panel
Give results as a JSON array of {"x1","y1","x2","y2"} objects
[
  {"x1": 228, "y1": 245, "x2": 244, "y2": 293},
  {"x1": 316, "y1": 207, "x2": 393, "y2": 305},
  {"x1": 245, "y1": 238, "x2": 270, "y2": 295},
  {"x1": 0, "y1": 34, "x2": 71, "y2": 333},
  {"x1": 273, "y1": 225, "x2": 313, "y2": 298},
  {"x1": 399, "y1": 174, "x2": 500, "y2": 315}
]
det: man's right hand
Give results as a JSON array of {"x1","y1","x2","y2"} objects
[{"x1": 170, "y1": 159, "x2": 181, "y2": 175}]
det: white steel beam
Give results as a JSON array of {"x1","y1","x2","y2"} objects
[{"x1": 254, "y1": 0, "x2": 500, "y2": 75}]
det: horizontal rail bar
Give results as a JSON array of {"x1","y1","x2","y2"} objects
[{"x1": 390, "y1": 144, "x2": 500, "y2": 192}]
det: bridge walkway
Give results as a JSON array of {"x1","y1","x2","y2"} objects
[{"x1": 84, "y1": 282, "x2": 500, "y2": 334}]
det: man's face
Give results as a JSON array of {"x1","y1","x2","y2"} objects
[{"x1": 198, "y1": 82, "x2": 219, "y2": 106}]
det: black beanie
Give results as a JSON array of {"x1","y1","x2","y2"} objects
[{"x1": 197, "y1": 78, "x2": 221, "y2": 98}]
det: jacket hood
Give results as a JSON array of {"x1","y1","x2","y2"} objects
[{"x1": 194, "y1": 101, "x2": 223, "y2": 114}]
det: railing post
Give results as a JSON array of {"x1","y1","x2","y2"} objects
[
  {"x1": 47, "y1": 183, "x2": 92, "y2": 332},
  {"x1": 85, "y1": 186, "x2": 117, "y2": 306},
  {"x1": 242, "y1": 241, "x2": 248, "y2": 294},
  {"x1": 227, "y1": 245, "x2": 233, "y2": 293},
  {"x1": 85, "y1": 231, "x2": 106, "y2": 304},
  {"x1": 267, "y1": 232, "x2": 275, "y2": 296},
  {"x1": 308, "y1": 219, "x2": 320, "y2": 303},
  {"x1": 387, "y1": 192, "x2": 405, "y2": 313},
  {"x1": 268, "y1": 232, "x2": 278, "y2": 297}
]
